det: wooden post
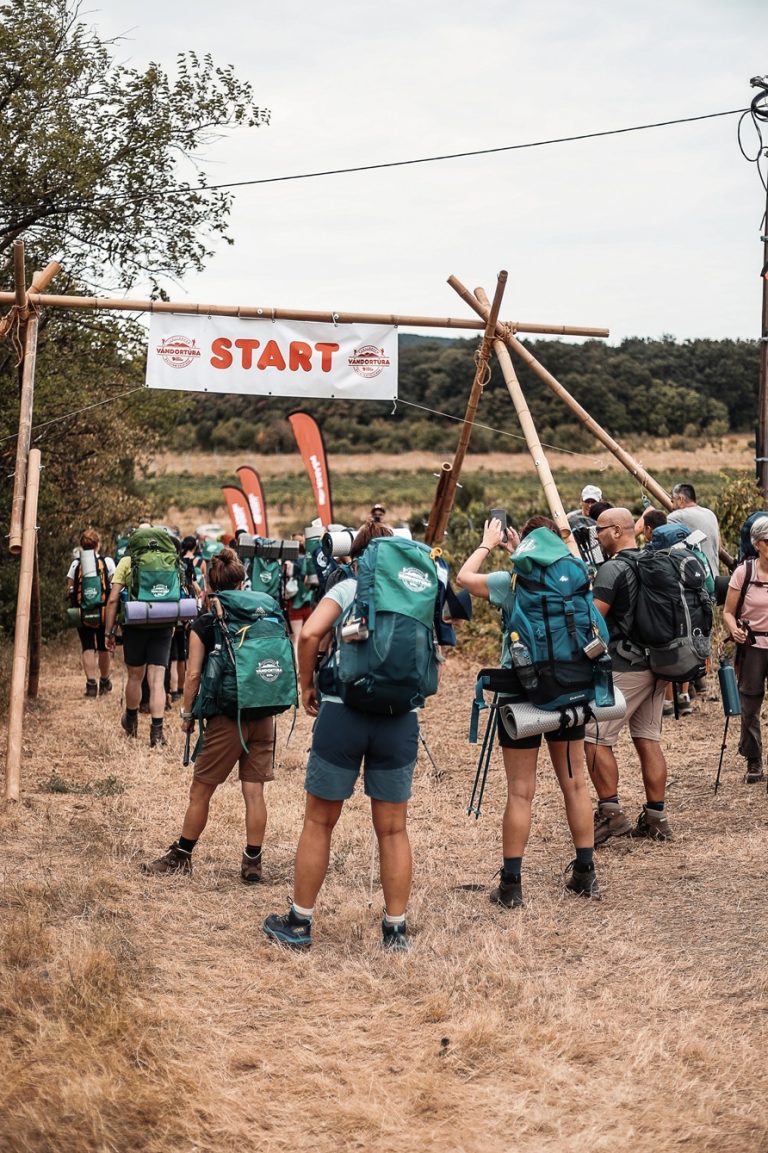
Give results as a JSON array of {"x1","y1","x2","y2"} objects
[
  {"x1": 5, "y1": 449, "x2": 42, "y2": 802},
  {"x1": 425, "y1": 271, "x2": 508, "y2": 545},
  {"x1": 9, "y1": 312, "x2": 39, "y2": 554},
  {"x1": 28, "y1": 546, "x2": 42, "y2": 699}
]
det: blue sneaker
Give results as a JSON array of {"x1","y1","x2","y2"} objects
[
  {"x1": 381, "y1": 918, "x2": 410, "y2": 952},
  {"x1": 263, "y1": 908, "x2": 312, "y2": 949}
]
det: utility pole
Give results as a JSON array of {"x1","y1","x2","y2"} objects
[{"x1": 750, "y1": 77, "x2": 768, "y2": 495}]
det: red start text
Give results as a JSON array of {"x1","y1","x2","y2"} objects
[{"x1": 211, "y1": 338, "x2": 341, "y2": 372}]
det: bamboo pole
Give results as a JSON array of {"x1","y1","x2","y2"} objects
[
  {"x1": 0, "y1": 257, "x2": 62, "y2": 341},
  {"x1": 5, "y1": 448, "x2": 42, "y2": 802},
  {"x1": 425, "y1": 271, "x2": 508, "y2": 545},
  {"x1": 9, "y1": 313, "x2": 39, "y2": 554},
  {"x1": 28, "y1": 546, "x2": 42, "y2": 699},
  {"x1": 453, "y1": 278, "x2": 736, "y2": 569},
  {"x1": 449, "y1": 277, "x2": 577, "y2": 554},
  {"x1": 12, "y1": 240, "x2": 26, "y2": 309},
  {"x1": 424, "y1": 462, "x2": 454, "y2": 544},
  {"x1": 0, "y1": 289, "x2": 609, "y2": 339}
]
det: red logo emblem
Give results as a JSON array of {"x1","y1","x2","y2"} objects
[
  {"x1": 348, "y1": 344, "x2": 390, "y2": 379},
  {"x1": 156, "y1": 335, "x2": 201, "y2": 370}
]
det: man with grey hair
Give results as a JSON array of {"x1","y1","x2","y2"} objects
[
  {"x1": 585, "y1": 507, "x2": 673, "y2": 843},
  {"x1": 668, "y1": 483, "x2": 720, "y2": 578}
]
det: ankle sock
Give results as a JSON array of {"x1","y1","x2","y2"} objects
[
  {"x1": 291, "y1": 902, "x2": 313, "y2": 921},
  {"x1": 177, "y1": 836, "x2": 197, "y2": 854},
  {"x1": 503, "y1": 857, "x2": 522, "y2": 879},
  {"x1": 383, "y1": 912, "x2": 406, "y2": 927},
  {"x1": 575, "y1": 847, "x2": 594, "y2": 868},
  {"x1": 601, "y1": 795, "x2": 620, "y2": 807},
  {"x1": 126, "y1": 707, "x2": 139, "y2": 719},
  {"x1": 645, "y1": 801, "x2": 664, "y2": 812},
  {"x1": 150, "y1": 717, "x2": 164, "y2": 728},
  {"x1": 245, "y1": 845, "x2": 261, "y2": 859}
]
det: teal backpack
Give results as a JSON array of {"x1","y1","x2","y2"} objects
[
  {"x1": 247, "y1": 555, "x2": 283, "y2": 600},
  {"x1": 192, "y1": 589, "x2": 297, "y2": 749},
  {"x1": 70, "y1": 551, "x2": 111, "y2": 629},
  {"x1": 322, "y1": 537, "x2": 441, "y2": 716},
  {"x1": 503, "y1": 528, "x2": 610, "y2": 711},
  {"x1": 126, "y1": 526, "x2": 182, "y2": 604}
]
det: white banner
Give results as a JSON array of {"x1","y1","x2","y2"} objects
[{"x1": 145, "y1": 315, "x2": 397, "y2": 400}]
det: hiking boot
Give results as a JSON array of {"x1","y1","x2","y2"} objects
[
  {"x1": 489, "y1": 871, "x2": 524, "y2": 908},
  {"x1": 262, "y1": 908, "x2": 312, "y2": 949},
  {"x1": 381, "y1": 918, "x2": 410, "y2": 952},
  {"x1": 240, "y1": 850, "x2": 262, "y2": 884},
  {"x1": 98, "y1": 677, "x2": 112, "y2": 695},
  {"x1": 744, "y1": 761, "x2": 766, "y2": 784},
  {"x1": 564, "y1": 860, "x2": 601, "y2": 899},
  {"x1": 141, "y1": 842, "x2": 192, "y2": 876},
  {"x1": 629, "y1": 806, "x2": 674, "y2": 841},
  {"x1": 593, "y1": 801, "x2": 632, "y2": 846},
  {"x1": 677, "y1": 692, "x2": 693, "y2": 716},
  {"x1": 84, "y1": 680, "x2": 98, "y2": 698},
  {"x1": 662, "y1": 701, "x2": 674, "y2": 717},
  {"x1": 120, "y1": 711, "x2": 138, "y2": 738},
  {"x1": 693, "y1": 676, "x2": 707, "y2": 694},
  {"x1": 149, "y1": 725, "x2": 166, "y2": 749}
]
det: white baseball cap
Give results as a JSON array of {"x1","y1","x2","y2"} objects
[{"x1": 581, "y1": 485, "x2": 602, "y2": 503}]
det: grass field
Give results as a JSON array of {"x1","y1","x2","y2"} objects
[{"x1": 2, "y1": 438, "x2": 767, "y2": 1152}]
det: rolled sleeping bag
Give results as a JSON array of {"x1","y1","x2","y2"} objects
[
  {"x1": 79, "y1": 548, "x2": 98, "y2": 578},
  {"x1": 499, "y1": 688, "x2": 627, "y2": 741},
  {"x1": 66, "y1": 607, "x2": 82, "y2": 628},
  {"x1": 123, "y1": 597, "x2": 199, "y2": 626}
]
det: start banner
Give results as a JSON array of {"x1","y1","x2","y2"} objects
[{"x1": 145, "y1": 315, "x2": 398, "y2": 400}]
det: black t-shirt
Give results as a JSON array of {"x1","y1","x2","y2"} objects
[{"x1": 591, "y1": 549, "x2": 644, "y2": 672}]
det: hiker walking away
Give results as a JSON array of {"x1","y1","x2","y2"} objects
[
  {"x1": 66, "y1": 529, "x2": 115, "y2": 697},
  {"x1": 103, "y1": 524, "x2": 176, "y2": 748},
  {"x1": 585, "y1": 508, "x2": 673, "y2": 843},
  {"x1": 723, "y1": 515, "x2": 768, "y2": 784},
  {"x1": 142, "y1": 548, "x2": 285, "y2": 879},
  {"x1": 284, "y1": 533, "x2": 315, "y2": 654},
  {"x1": 263, "y1": 519, "x2": 437, "y2": 951},
  {"x1": 457, "y1": 514, "x2": 602, "y2": 907},
  {"x1": 668, "y1": 483, "x2": 720, "y2": 579}
]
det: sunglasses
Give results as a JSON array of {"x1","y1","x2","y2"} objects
[{"x1": 595, "y1": 523, "x2": 620, "y2": 534}]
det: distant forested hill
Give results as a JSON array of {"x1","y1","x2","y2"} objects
[{"x1": 170, "y1": 335, "x2": 757, "y2": 455}]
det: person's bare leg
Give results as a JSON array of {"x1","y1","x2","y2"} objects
[
  {"x1": 371, "y1": 799, "x2": 411, "y2": 917},
  {"x1": 292, "y1": 793, "x2": 344, "y2": 909}
]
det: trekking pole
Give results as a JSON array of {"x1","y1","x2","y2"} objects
[
  {"x1": 418, "y1": 724, "x2": 442, "y2": 779},
  {"x1": 467, "y1": 695, "x2": 498, "y2": 819},
  {"x1": 714, "y1": 715, "x2": 730, "y2": 795},
  {"x1": 183, "y1": 729, "x2": 191, "y2": 767}
]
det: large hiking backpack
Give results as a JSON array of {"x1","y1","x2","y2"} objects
[
  {"x1": 247, "y1": 554, "x2": 283, "y2": 599},
  {"x1": 618, "y1": 548, "x2": 713, "y2": 682},
  {"x1": 325, "y1": 537, "x2": 441, "y2": 716},
  {"x1": 503, "y1": 528, "x2": 610, "y2": 711},
  {"x1": 121, "y1": 526, "x2": 198, "y2": 627},
  {"x1": 192, "y1": 589, "x2": 297, "y2": 747},
  {"x1": 71, "y1": 550, "x2": 110, "y2": 628}
]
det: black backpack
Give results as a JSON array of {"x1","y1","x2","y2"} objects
[{"x1": 617, "y1": 549, "x2": 712, "y2": 683}]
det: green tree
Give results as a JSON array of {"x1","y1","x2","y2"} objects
[
  {"x1": 1, "y1": 0, "x2": 269, "y2": 289},
  {"x1": 0, "y1": 0, "x2": 269, "y2": 637}
]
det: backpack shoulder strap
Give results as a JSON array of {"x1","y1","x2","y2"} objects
[{"x1": 733, "y1": 557, "x2": 755, "y2": 624}]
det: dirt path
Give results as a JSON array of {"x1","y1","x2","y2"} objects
[{"x1": 2, "y1": 636, "x2": 767, "y2": 1152}]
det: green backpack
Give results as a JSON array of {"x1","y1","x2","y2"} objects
[
  {"x1": 247, "y1": 555, "x2": 283, "y2": 599},
  {"x1": 192, "y1": 589, "x2": 297, "y2": 750},
  {"x1": 323, "y1": 537, "x2": 440, "y2": 716},
  {"x1": 126, "y1": 526, "x2": 182, "y2": 604},
  {"x1": 70, "y1": 550, "x2": 111, "y2": 629}
]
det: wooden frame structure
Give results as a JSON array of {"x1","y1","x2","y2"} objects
[{"x1": 2, "y1": 248, "x2": 722, "y2": 801}]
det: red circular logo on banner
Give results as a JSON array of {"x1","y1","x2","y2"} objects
[
  {"x1": 156, "y1": 335, "x2": 201, "y2": 369},
  {"x1": 348, "y1": 345, "x2": 390, "y2": 379}
]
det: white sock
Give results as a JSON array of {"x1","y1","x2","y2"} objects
[
  {"x1": 383, "y1": 912, "x2": 406, "y2": 927},
  {"x1": 292, "y1": 902, "x2": 313, "y2": 920}
]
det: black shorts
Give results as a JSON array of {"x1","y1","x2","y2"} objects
[
  {"x1": 121, "y1": 626, "x2": 174, "y2": 669},
  {"x1": 77, "y1": 625, "x2": 107, "y2": 653},
  {"x1": 169, "y1": 628, "x2": 188, "y2": 662}
]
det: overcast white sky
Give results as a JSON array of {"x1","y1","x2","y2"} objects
[{"x1": 91, "y1": 0, "x2": 766, "y2": 344}]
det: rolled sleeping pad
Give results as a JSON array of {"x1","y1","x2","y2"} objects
[
  {"x1": 499, "y1": 688, "x2": 627, "y2": 741},
  {"x1": 79, "y1": 548, "x2": 98, "y2": 578},
  {"x1": 123, "y1": 598, "x2": 199, "y2": 626},
  {"x1": 66, "y1": 607, "x2": 82, "y2": 627}
]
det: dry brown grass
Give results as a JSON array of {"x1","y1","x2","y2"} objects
[{"x1": 2, "y1": 636, "x2": 768, "y2": 1152}]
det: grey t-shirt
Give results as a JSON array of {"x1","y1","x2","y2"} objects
[
  {"x1": 668, "y1": 505, "x2": 720, "y2": 576},
  {"x1": 591, "y1": 548, "x2": 645, "y2": 673}
]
